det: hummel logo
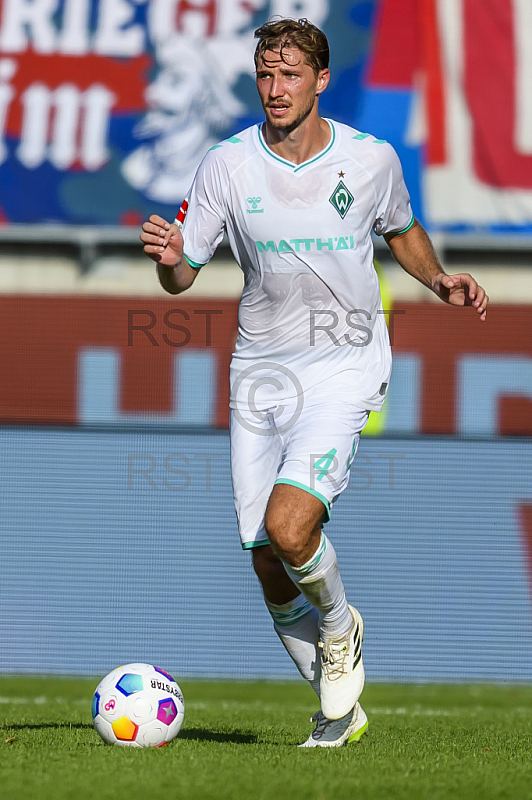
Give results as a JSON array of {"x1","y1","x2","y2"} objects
[
  {"x1": 247, "y1": 196, "x2": 264, "y2": 214},
  {"x1": 329, "y1": 181, "x2": 354, "y2": 219}
]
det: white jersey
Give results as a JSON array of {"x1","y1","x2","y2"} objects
[{"x1": 181, "y1": 119, "x2": 413, "y2": 411}]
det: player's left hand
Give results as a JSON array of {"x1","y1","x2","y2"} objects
[{"x1": 433, "y1": 273, "x2": 489, "y2": 321}]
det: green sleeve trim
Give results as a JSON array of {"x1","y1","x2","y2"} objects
[
  {"x1": 289, "y1": 533, "x2": 326, "y2": 575},
  {"x1": 209, "y1": 136, "x2": 242, "y2": 151},
  {"x1": 242, "y1": 539, "x2": 270, "y2": 550},
  {"x1": 274, "y1": 479, "x2": 331, "y2": 520},
  {"x1": 390, "y1": 214, "x2": 415, "y2": 236},
  {"x1": 353, "y1": 132, "x2": 387, "y2": 144},
  {"x1": 184, "y1": 255, "x2": 206, "y2": 269}
]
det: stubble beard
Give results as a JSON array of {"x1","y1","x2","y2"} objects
[{"x1": 266, "y1": 93, "x2": 316, "y2": 135}]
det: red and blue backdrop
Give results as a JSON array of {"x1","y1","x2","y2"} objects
[{"x1": 0, "y1": 0, "x2": 531, "y2": 232}]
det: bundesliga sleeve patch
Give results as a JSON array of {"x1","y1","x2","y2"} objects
[{"x1": 174, "y1": 198, "x2": 189, "y2": 228}]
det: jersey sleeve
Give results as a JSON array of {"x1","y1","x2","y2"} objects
[
  {"x1": 180, "y1": 148, "x2": 229, "y2": 268},
  {"x1": 372, "y1": 143, "x2": 414, "y2": 237}
]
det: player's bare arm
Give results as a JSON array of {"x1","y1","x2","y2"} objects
[
  {"x1": 384, "y1": 219, "x2": 489, "y2": 321},
  {"x1": 140, "y1": 214, "x2": 199, "y2": 295}
]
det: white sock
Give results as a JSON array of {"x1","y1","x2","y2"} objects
[
  {"x1": 283, "y1": 533, "x2": 352, "y2": 640},
  {"x1": 264, "y1": 593, "x2": 320, "y2": 696}
]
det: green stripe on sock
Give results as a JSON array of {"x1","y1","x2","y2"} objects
[
  {"x1": 271, "y1": 602, "x2": 314, "y2": 627},
  {"x1": 289, "y1": 533, "x2": 327, "y2": 576}
]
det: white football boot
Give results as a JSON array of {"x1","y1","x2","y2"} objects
[
  {"x1": 319, "y1": 604, "x2": 364, "y2": 720},
  {"x1": 298, "y1": 703, "x2": 368, "y2": 748}
]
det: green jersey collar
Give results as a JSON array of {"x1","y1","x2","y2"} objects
[{"x1": 257, "y1": 119, "x2": 336, "y2": 173}]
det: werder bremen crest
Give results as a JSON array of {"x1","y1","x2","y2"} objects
[{"x1": 329, "y1": 181, "x2": 354, "y2": 219}]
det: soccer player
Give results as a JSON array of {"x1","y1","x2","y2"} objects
[{"x1": 141, "y1": 18, "x2": 489, "y2": 747}]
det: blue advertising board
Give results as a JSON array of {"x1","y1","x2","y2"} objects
[{"x1": 1, "y1": 428, "x2": 531, "y2": 681}]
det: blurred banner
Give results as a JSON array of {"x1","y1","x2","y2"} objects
[
  {"x1": 1, "y1": 298, "x2": 530, "y2": 435},
  {"x1": 0, "y1": 0, "x2": 531, "y2": 233},
  {"x1": 365, "y1": 0, "x2": 532, "y2": 232}
]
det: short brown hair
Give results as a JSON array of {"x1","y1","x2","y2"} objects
[{"x1": 254, "y1": 18, "x2": 329, "y2": 77}]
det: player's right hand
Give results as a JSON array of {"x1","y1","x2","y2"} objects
[{"x1": 140, "y1": 214, "x2": 184, "y2": 267}]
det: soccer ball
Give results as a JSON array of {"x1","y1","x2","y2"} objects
[{"x1": 91, "y1": 663, "x2": 185, "y2": 747}]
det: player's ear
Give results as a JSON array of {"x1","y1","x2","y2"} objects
[{"x1": 316, "y1": 68, "x2": 330, "y2": 95}]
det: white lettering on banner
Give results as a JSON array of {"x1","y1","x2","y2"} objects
[
  {"x1": 78, "y1": 347, "x2": 215, "y2": 426},
  {"x1": 0, "y1": 0, "x2": 332, "y2": 180},
  {"x1": 514, "y1": 0, "x2": 532, "y2": 155},
  {"x1": 81, "y1": 85, "x2": 115, "y2": 170},
  {"x1": 0, "y1": 0, "x2": 57, "y2": 54},
  {"x1": 94, "y1": 0, "x2": 145, "y2": 57},
  {"x1": 0, "y1": 0, "x2": 330, "y2": 55},
  {"x1": 146, "y1": 0, "x2": 326, "y2": 43},
  {"x1": 59, "y1": 0, "x2": 91, "y2": 55},
  {"x1": 147, "y1": 0, "x2": 264, "y2": 42},
  {"x1": 49, "y1": 84, "x2": 80, "y2": 169},
  {"x1": 382, "y1": 353, "x2": 421, "y2": 435},
  {"x1": 18, "y1": 82, "x2": 115, "y2": 170},
  {"x1": 148, "y1": 0, "x2": 214, "y2": 41},
  {"x1": 176, "y1": 0, "x2": 217, "y2": 38},
  {"x1": 216, "y1": 0, "x2": 264, "y2": 36},
  {"x1": 78, "y1": 348, "x2": 532, "y2": 436},
  {"x1": 458, "y1": 355, "x2": 532, "y2": 435},
  {"x1": 18, "y1": 84, "x2": 49, "y2": 168},
  {"x1": 0, "y1": 59, "x2": 16, "y2": 165},
  {"x1": 0, "y1": 0, "x2": 146, "y2": 56},
  {"x1": 270, "y1": 0, "x2": 328, "y2": 26}
]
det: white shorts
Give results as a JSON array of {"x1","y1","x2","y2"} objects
[{"x1": 230, "y1": 381, "x2": 370, "y2": 549}]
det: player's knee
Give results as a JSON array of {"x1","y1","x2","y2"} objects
[
  {"x1": 270, "y1": 537, "x2": 309, "y2": 565},
  {"x1": 264, "y1": 483, "x2": 327, "y2": 563},
  {"x1": 263, "y1": 505, "x2": 286, "y2": 547},
  {"x1": 263, "y1": 511, "x2": 307, "y2": 564}
]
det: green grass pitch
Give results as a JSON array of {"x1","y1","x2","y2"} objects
[{"x1": 1, "y1": 677, "x2": 532, "y2": 800}]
